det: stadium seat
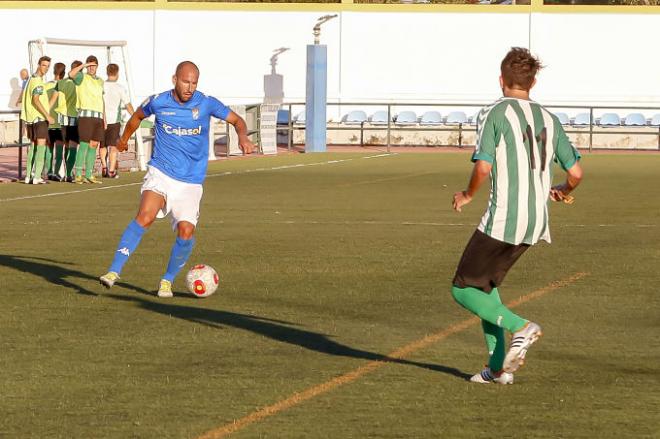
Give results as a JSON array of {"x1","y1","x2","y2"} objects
[
  {"x1": 419, "y1": 111, "x2": 442, "y2": 125},
  {"x1": 394, "y1": 111, "x2": 417, "y2": 126},
  {"x1": 623, "y1": 113, "x2": 646, "y2": 126},
  {"x1": 554, "y1": 112, "x2": 570, "y2": 125},
  {"x1": 293, "y1": 111, "x2": 306, "y2": 125},
  {"x1": 650, "y1": 113, "x2": 660, "y2": 126},
  {"x1": 598, "y1": 113, "x2": 621, "y2": 127},
  {"x1": 276, "y1": 109, "x2": 290, "y2": 125},
  {"x1": 342, "y1": 110, "x2": 368, "y2": 125},
  {"x1": 572, "y1": 112, "x2": 592, "y2": 126},
  {"x1": 444, "y1": 111, "x2": 468, "y2": 125},
  {"x1": 369, "y1": 110, "x2": 392, "y2": 125}
]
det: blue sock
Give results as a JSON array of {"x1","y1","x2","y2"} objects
[
  {"x1": 108, "y1": 220, "x2": 146, "y2": 275},
  {"x1": 163, "y1": 237, "x2": 194, "y2": 282}
]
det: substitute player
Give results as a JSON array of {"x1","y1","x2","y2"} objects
[
  {"x1": 20, "y1": 56, "x2": 54, "y2": 184},
  {"x1": 45, "y1": 63, "x2": 66, "y2": 181},
  {"x1": 55, "y1": 60, "x2": 82, "y2": 182},
  {"x1": 451, "y1": 47, "x2": 583, "y2": 384},
  {"x1": 99, "y1": 61, "x2": 255, "y2": 297},
  {"x1": 101, "y1": 63, "x2": 134, "y2": 178},
  {"x1": 69, "y1": 55, "x2": 104, "y2": 184}
]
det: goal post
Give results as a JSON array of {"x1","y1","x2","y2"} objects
[{"x1": 27, "y1": 37, "x2": 147, "y2": 171}]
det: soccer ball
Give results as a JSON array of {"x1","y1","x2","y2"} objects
[{"x1": 186, "y1": 264, "x2": 219, "y2": 298}]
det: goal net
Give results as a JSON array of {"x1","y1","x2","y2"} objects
[{"x1": 28, "y1": 37, "x2": 147, "y2": 171}]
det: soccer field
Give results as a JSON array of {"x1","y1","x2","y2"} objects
[{"x1": 0, "y1": 152, "x2": 658, "y2": 438}]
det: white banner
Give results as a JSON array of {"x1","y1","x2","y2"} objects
[{"x1": 259, "y1": 103, "x2": 279, "y2": 155}]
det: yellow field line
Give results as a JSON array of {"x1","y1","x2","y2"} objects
[{"x1": 197, "y1": 271, "x2": 589, "y2": 439}]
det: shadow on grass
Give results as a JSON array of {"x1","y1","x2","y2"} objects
[
  {"x1": 0, "y1": 254, "x2": 98, "y2": 296},
  {"x1": 107, "y1": 292, "x2": 471, "y2": 381}
]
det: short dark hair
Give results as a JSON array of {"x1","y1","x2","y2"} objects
[
  {"x1": 500, "y1": 47, "x2": 543, "y2": 91},
  {"x1": 107, "y1": 63, "x2": 119, "y2": 76},
  {"x1": 71, "y1": 60, "x2": 83, "y2": 69},
  {"x1": 38, "y1": 56, "x2": 51, "y2": 65},
  {"x1": 54, "y1": 62, "x2": 66, "y2": 78},
  {"x1": 175, "y1": 60, "x2": 199, "y2": 77},
  {"x1": 86, "y1": 55, "x2": 98, "y2": 65}
]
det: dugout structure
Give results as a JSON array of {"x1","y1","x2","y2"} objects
[{"x1": 28, "y1": 37, "x2": 147, "y2": 171}]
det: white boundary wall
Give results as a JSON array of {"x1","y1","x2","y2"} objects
[{"x1": 0, "y1": 10, "x2": 659, "y2": 114}]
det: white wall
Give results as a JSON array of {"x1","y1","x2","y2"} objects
[
  {"x1": 531, "y1": 13, "x2": 660, "y2": 106},
  {"x1": 1, "y1": 8, "x2": 659, "y2": 116}
]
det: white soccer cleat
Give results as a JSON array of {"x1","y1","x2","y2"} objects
[
  {"x1": 470, "y1": 367, "x2": 513, "y2": 385},
  {"x1": 99, "y1": 271, "x2": 120, "y2": 289},
  {"x1": 503, "y1": 322, "x2": 543, "y2": 373},
  {"x1": 157, "y1": 279, "x2": 173, "y2": 298}
]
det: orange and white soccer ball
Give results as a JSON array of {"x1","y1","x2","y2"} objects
[{"x1": 186, "y1": 264, "x2": 219, "y2": 298}]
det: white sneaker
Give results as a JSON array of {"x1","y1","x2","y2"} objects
[
  {"x1": 470, "y1": 367, "x2": 513, "y2": 385},
  {"x1": 503, "y1": 322, "x2": 543, "y2": 373},
  {"x1": 32, "y1": 177, "x2": 47, "y2": 185},
  {"x1": 157, "y1": 279, "x2": 173, "y2": 298}
]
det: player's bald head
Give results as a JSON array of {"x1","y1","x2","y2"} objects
[
  {"x1": 175, "y1": 61, "x2": 199, "y2": 78},
  {"x1": 172, "y1": 61, "x2": 200, "y2": 103}
]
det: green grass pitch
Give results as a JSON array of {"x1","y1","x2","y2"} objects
[{"x1": 0, "y1": 152, "x2": 658, "y2": 438}]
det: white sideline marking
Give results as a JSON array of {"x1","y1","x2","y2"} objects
[{"x1": 0, "y1": 153, "x2": 397, "y2": 203}]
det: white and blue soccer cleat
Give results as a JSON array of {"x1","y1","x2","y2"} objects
[
  {"x1": 470, "y1": 367, "x2": 514, "y2": 385},
  {"x1": 503, "y1": 322, "x2": 543, "y2": 373}
]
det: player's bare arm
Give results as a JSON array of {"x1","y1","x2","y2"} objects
[
  {"x1": 68, "y1": 62, "x2": 91, "y2": 80},
  {"x1": 550, "y1": 162, "x2": 583, "y2": 202},
  {"x1": 48, "y1": 90, "x2": 59, "y2": 111},
  {"x1": 225, "y1": 111, "x2": 255, "y2": 154},
  {"x1": 453, "y1": 159, "x2": 492, "y2": 212},
  {"x1": 32, "y1": 93, "x2": 54, "y2": 125},
  {"x1": 116, "y1": 107, "x2": 146, "y2": 152}
]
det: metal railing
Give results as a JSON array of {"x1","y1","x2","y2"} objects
[{"x1": 278, "y1": 102, "x2": 660, "y2": 153}]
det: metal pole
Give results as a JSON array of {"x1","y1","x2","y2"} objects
[
  {"x1": 18, "y1": 118, "x2": 23, "y2": 181},
  {"x1": 589, "y1": 107, "x2": 593, "y2": 152},
  {"x1": 360, "y1": 121, "x2": 364, "y2": 147},
  {"x1": 458, "y1": 123, "x2": 463, "y2": 148},
  {"x1": 226, "y1": 123, "x2": 230, "y2": 158},
  {"x1": 287, "y1": 103, "x2": 293, "y2": 152},
  {"x1": 386, "y1": 104, "x2": 391, "y2": 153}
]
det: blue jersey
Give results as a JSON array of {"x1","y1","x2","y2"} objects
[{"x1": 141, "y1": 90, "x2": 230, "y2": 184}]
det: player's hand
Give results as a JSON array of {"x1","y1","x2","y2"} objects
[
  {"x1": 46, "y1": 116, "x2": 55, "y2": 125},
  {"x1": 453, "y1": 191, "x2": 472, "y2": 212},
  {"x1": 239, "y1": 136, "x2": 256, "y2": 155},
  {"x1": 549, "y1": 185, "x2": 567, "y2": 202},
  {"x1": 116, "y1": 137, "x2": 129, "y2": 152}
]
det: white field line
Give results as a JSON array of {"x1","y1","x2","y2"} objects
[
  {"x1": 9, "y1": 218, "x2": 656, "y2": 228},
  {"x1": 0, "y1": 153, "x2": 397, "y2": 203}
]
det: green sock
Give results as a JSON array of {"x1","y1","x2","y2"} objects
[
  {"x1": 65, "y1": 146, "x2": 77, "y2": 178},
  {"x1": 33, "y1": 145, "x2": 47, "y2": 180},
  {"x1": 45, "y1": 145, "x2": 54, "y2": 175},
  {"x1": 25, "y1": 143, "x2": 35, "y2": 180},
  {"x1": 481, "y1": 288, "x2": 507, "y2": 372},
  {"x1": 85, "y1": 146, "x2": 97, "y2": 179},
  {"x1": 75, "y1": 142, "x2": 89, "y2": 177},
  {"x1": 451, "y1": 285, "x2": 527, "y2": 333},
  {"x1": 54, "y1": 144, "x2": 65, "y2": 177}
]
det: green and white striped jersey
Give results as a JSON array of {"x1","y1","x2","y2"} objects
[{"x1": 472, "y1": 97, "x2": 580, "y2": 246}]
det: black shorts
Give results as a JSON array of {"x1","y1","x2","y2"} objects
[
  {"x1": 101, "y1": 123, "x2": 121, "y2": 147},
  {"x1": 78, "y1": 117, "x2": 104, "y2": 143},
  {"x1": 452, "y1": 229, "x2": 529, "y2": 293},
  {"x1": 61, "y1": 125, "x2": 79, "y2": 144},
  {"x1": 48, "y1": 129, "x2": 63, "y2": 146},
  {"x1": 27, "y1": 121, "x2": 48, "y2": 142}
]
